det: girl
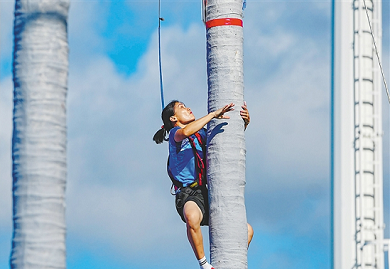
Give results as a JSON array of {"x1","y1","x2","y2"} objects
[{"x1": 153, "y1": 101, "x2": 253, "y2": 269}]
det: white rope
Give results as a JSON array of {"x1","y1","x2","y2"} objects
[{"x1": 362, "y1": 0, "x2": 390, "y2": 104}]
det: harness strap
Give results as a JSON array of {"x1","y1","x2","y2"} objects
[{"x1": 188, "y1": 133, "x2": 206, "y2": 186}]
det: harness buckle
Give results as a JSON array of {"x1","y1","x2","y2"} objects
[{"x1": 189, "y1": 181, "x2": 198, "y2": 188}]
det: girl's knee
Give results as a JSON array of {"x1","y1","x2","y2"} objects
[
  {"x1": 248, "y1": 223, "x2": 254, "y2": 238},
  {"x1": 185, "y1": 210, "x2": 201, "y2": 227},
  {"x1": 184, "y1": 202, "x2": 202, "y2": 228}
]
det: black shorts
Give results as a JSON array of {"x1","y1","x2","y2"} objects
[{"x1": 175, "y1": 185, "x2": 209, "y2": 226}]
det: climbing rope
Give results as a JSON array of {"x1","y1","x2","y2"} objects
[
  {"x1": 362, "y1": 0, "x2": 390, "y2": 103},
  {"x1": 158, "y1": 0, "x2": 165, "y2": 110}
]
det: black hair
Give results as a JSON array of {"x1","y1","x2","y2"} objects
[{"x1": 153, "y1": 100, "x2": 180, "y2": 144}]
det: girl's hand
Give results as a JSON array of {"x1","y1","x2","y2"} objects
[
  {"x1": 240, "y1": 101, "x2": 250, "y2": 129},
  {"x1": 213, "y1": 103, "x2": 235, "y2": 119}
]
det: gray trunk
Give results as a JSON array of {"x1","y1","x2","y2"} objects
[
  {"x1": 206, "y1": 0, "x2": 248, "y2": 268},
  {"x1": 10, "y1": 0, "x2": 70, "y2": 268}
]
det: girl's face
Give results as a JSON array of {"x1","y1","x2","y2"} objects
[{"x1": 171, "y1": 102, "x2": 195, "y2": 126}]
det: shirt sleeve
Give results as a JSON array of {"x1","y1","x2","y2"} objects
[
  {"x1": 169, "y1": 127, "x2": 180, "y2": 142},
  {"x1": 169, "y1": 127, "x2": 181, "y2": 152}
]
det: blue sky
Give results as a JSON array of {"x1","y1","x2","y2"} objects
[{"x1": 0, "y1": 0, "x2": 389, "y2": 268}]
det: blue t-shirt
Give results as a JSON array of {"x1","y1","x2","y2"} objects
[{"x1": 168, "y1": 127, "x2": 206, "y2": 187}]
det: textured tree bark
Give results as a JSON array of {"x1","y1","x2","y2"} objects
[
  {"x1": 206, "y1": 0, "x2": 248, "y2": 268},
  {"x1": 10, "y1": 0, "x2": 70, "y2": 268}
]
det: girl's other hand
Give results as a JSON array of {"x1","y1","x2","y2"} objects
[{"x1": 240, "y1": 101, "x2": 250, "y2": 129}]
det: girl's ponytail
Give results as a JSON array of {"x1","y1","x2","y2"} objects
[
  {"x1": 153, "y1": 100, "x2": 179, "y2": 144},
  {"x1": 153, "y1": 126, "x2": 167, "y2": 144}
]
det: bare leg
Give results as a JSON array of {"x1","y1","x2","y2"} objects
[
  {"x1": 183, "y1": 201, "x2": 204, "y2": 260},
  {"x1": 247, "y1": 223, "x2": 254, "y2": 248},
  {"x1": 184, "y1": 201, "x2": 253, "y2": 256}
]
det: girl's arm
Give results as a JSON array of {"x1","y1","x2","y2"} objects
[{"x1": 174, "y1": 103, "x2": 234, "y2": 142}]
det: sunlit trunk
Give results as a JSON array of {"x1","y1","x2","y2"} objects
[
  {"x1": 10, "y1": 0, "x2": 70, "y2": 268},
  {"x1": 206, "y1": 0, "x2": 247, "y2": 268}
]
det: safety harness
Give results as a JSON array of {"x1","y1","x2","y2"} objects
[{"x1": 167, "y1": 132, "x2": 206, "y2": 194}]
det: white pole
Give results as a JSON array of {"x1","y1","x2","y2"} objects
[
  {"x1": 332, "y1": 0, "x2": 386, "y2": 268},
  {"x1": 206, "y1": 0, "x2": 248, "y2": 268},
  {"x1": 10, "y1": 0, "x2": 69, "y2": 268}
]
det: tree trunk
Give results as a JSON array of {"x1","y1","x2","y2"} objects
[
  {"x1": 206, "y1": 0, "x2": 247, "y2": 268},
  {"x1": 10, "y1": 0, "x2": 70, "y2": 268}
]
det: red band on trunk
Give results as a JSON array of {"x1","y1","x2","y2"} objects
[{"x1": 206, "y1": 18, "x2": 243, "y2": 29}]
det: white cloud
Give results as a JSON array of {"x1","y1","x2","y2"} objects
[
  {"x1": 0, "y1": 1, "x2": 14, "y2": 75},
  {"x1": 66, "y1": 182, "x2": 179, "y2": 249},
  {"x1": 0, "y1": 76, "x2": 13, "y2": 263},
  {"x1": 0, "y1": 76, "x2": 12, "y2": 219},
  {"x1": 243, "y1": 3, "x2": 330, "y2": 191},
  {"x1": 68, "y1": 0, "x2": 111, "y2": 70}
]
